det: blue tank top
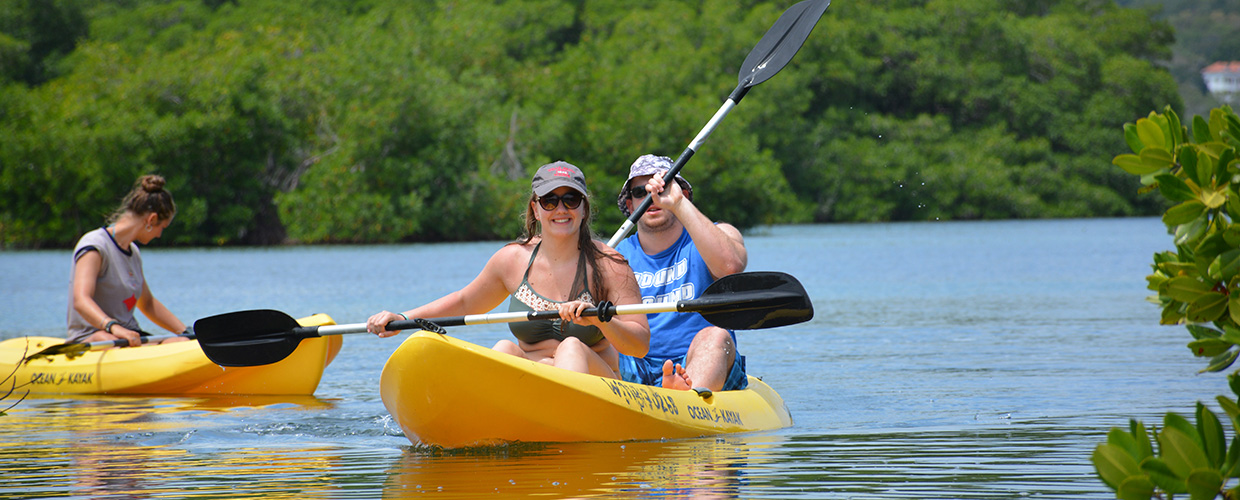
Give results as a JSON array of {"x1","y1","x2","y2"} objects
[{"x1": 614, "y1": 228, "x2": 734, "y2": 360}]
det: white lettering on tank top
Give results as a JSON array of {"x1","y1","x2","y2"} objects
[
  {"x1": 641, "y1": 283, "x2": 696, "y2": 304},
  {"x1": 633, "y1": 258, "x2": 689, "y2": 289}
]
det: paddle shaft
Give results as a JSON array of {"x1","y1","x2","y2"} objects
[
  {"x1": 606, "y1": 0, "x2": 829, "y2": 247},
  {"x1": 607, "y1": 83, "x2": 749, "y2": 247},
  {"x1": 90, "y1": 334, "x2": 190, "y2": 349},
  {"x1": 194, "y1": 271, "x2": 812, "y2": 367},
  {"x1": 281, "y1": 289, "x2": 800, "y2": 340}
]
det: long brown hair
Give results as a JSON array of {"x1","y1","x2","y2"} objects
[
  {"x1": 515, "y1": 193, "x2": 626, "y2": 302},
  {"x1": 108, "y1": 174, "x2": 177, "y2": 224}
]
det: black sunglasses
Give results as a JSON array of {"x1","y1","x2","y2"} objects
[
  {"x1": 628, "y1": 185, "x2": 649, "y2": 199},
  {"x1": 538, "y1": 192, "x2": 584, "y2": 211}
]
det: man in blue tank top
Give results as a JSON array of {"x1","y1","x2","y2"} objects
[{"x1": 613, "y1": 154, "x2": 750, "y2": 391}]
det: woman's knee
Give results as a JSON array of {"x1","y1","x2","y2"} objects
[
  {"x1": 555, "y1": 336, "x2": 589, "y2": 356},
  {"x1": 493, "y1": 339, "x2": 523, "y2": 356}
]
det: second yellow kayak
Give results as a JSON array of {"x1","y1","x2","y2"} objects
[{"x1": 0, "y1": 314, "x2": 343, "y2": 395}]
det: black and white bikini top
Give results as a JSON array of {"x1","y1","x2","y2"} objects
[{"x1": 506, "y1": 243, "x2": 604, "y2": 345}]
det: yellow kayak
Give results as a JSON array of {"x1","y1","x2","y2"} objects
[
  {"x1": 380, "y1": 330, "x2": 793, "y2": 448},
  {"x1": 0, "y1": 314, "x2": 342, "y2": 395}
]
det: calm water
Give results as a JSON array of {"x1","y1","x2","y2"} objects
[{"x1": 0, "y1": 218, "x2": 1224, "y2": 499}]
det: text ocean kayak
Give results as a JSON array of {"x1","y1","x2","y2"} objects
[
  {"x1": 0, "y1": 314, "x2": 342, "y2": 395},
  {"x1": 380, "y1": 330, "x2": 792, "y2": 448}
]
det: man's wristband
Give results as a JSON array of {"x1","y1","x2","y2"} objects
[{"x1": 103, "y1": 319, "x2": 120, "y2": 334}]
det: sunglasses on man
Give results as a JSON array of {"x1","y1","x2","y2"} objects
[{"x1": 538, "y1": 192, "x2": 584, "y2": 211}]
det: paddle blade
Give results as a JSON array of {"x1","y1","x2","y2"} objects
[
  {"x1": 195, "y1": 309, "x2": 304, "y2": 367},
  {"x1": 691, "y1": 271, "x2": 814, "y2": 330},
  {"x1": 739, "y1": 0, "x2": 830, "y2": 87}
]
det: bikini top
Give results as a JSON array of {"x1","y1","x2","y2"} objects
[{"x1": 507, "y1": 243, "x2": 605, "y2": 346}]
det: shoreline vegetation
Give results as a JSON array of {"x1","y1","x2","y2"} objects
[{"x1": 0, "y1": 0, "x2": 1221, "y2": 248}]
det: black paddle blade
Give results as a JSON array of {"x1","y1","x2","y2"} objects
[
  {"x1": 739, "y1": 0, "x2": 830, "y2": 87},
  {"x1": 194, "y1": 309, "x2": 304, "y2": 367},
  {"x1": 690, "y1": 271, "x2": 814, "y2": 330}
]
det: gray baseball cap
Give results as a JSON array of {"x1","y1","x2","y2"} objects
[
  {"x1": 616, "y1": 154, "x2": 693, "y2": 217},
  {"x1": 531, "y1": 161, "x2": 589, "y2": 197}
]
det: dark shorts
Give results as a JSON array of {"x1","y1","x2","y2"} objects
[{"x1": 618, "y1": 353, "x2": 748, "y2": 391}]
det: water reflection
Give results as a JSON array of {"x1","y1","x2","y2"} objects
[
  {"x1": 383, "y1": 435, "x2": 784, "y2": 499},
  {"x1": 1, "y1": 395, "x2": 350, "y2": 499},
  {"x1": 762, "y1": 424, "x2": 1106, "y2": 499}
]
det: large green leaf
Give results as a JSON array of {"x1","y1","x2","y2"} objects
[
  {"x1": 1188, "y1": 292, "x2": 1228, "y2": 323},
  {"x1": 1160, "y1": 426, "x2": 1210, "y2": 479},
  {"x1": 1131, "y1": 420, "x2": 1156, "y2": 461},
  {"x1": 1165, "y1": 200, "x2": 1208, "y2": 227},
  {"x1": 1196, "y1": 115, "x2": 1216, "y2": 144},
  {"x1": 1198, "y1": 402, "x2": 1228, "y2": 468},
  {"x1": 1167, "y1": 413, "x2": 1206, "y2": 448},
  {"x1": 1125, "y1": 123, "x2": 1143, "y2": 155},
  {"x1": 1162, "y1": 301, "x2": 1186, "y2": 325},
  {"x1": 1168, "y1": 106, "x2": 1184, "y2": 151},
  {"x1": 1094, "y1": 443, "x2": 1143, "y2": 490},
  {"x1": 1231, "y1": 294, "x2": 1240, "y2": 328},
  {"x1": 1118, "y1": 475, "x2": 1157, "y2": 500},
  {"x1": 1188, "y1": 324, "x2": 1224, "y2": 340},
  {"x1": 1115, "y1": 154, "x2": 1162, "y2": 175},
  {"x1": 1156, "y1": 173, "x2": 1198, "y2": 203},
  {"x1": 1218, "y1": 396, "x2": 1240, "y2": 424},
  {"x1": 1120, "y1": 476, "x2": 1155, "y2": 500},
  {"x1": 1188, "y1": 338, "x2": 1232, "y2": 358},
  {"x1": 1143, "y1": 457, "x2": 1188, "y2": 494},
  {"x1": 1142, "y1": 147, "x2": 1175, "y2": 172},
  {"x1": 1139, "y1": 118, "x2": 1167, "y2": 151},
  {"x1": 1196, "y1": 150, "x2": 1219, "y2": 188},
  {"x1": 1221, "y1": 326, "x2": 1240, "y2": 344},
  {"x1": 1166, "y1": 276, "x2": 1214, "y2": 303},
  {"x1": 1202, "y1": 187, "x2": 1228, "y2": 209},
  {"x1": 1183, "y1": 148, "x2": 1202, "y2": 188},
  {"x1": 1227, "y1": 434, "x2": 1240, "y2": 478},
  {"x1": 1158, "y1": 261, "x2": 1200, "y2": 278},
  {"x1": 1214, "y1": 149, "x2": 1234, "y2": 183},
  {"x1": 1213, "y1": 109, "x2": 1229, "y2": 143},
  {"x1": 1202, "y1": 349, "x2": 1240, "y2": 373},
  {"x1": 1220, "y1": 249, "x2": 1240, "y2": 283},
  {"x1": 1187, "y1": 468, "x2": 1224, "y2": 500}
]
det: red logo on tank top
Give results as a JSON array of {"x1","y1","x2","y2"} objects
[{"x1": 124, "y1": 295, "x2": 137, "y2": 311}]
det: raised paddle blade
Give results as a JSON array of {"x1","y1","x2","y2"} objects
[
  {"x1": 687, "y1": 271, "x2": 814, "y2": 330},
  {"x1": 194, "y1": 309, "x2": 305, "y2": 367},
  {"x1": 739, "y1": 0, "x2": 830, "y2": 87}
]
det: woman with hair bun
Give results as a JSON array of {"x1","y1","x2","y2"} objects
[{"x1": 66, "y1": 174, "x2": 190, "y2": 346}]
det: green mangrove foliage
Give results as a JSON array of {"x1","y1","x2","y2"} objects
[
  {"x1": 1094, "y1": 105, "x2": 1240, "y2": 499},
  {"x1": 0, "y1": 0, "x2": 1182, "y2": 246}
]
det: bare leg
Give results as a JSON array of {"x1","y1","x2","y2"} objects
[
  {"x1": 552, "y1": 337, "x2": 618, "y2": 378},
  {"x1": 681, "y1": 327, "x2": 737, "y2": 392},
  {"x1": 493, "y1": 339, "x2": 526, "y2": 358}
]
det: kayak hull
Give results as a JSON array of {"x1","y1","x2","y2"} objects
[
  {"x1": 379, "y1": 331, "x2": 792, "y2": 448},
  {"x1": 0, "y1": 314, "x2": 342, "y2": 395}
]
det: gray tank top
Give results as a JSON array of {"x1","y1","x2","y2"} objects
[{"x1": 66, "y1": 227, "x2": 145, "y2": 342}]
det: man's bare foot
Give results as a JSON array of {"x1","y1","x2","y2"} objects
[{"x1": 661, "y1": 359, "x2": 693, "y2": 390}]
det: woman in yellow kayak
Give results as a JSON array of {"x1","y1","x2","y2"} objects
[
  {"x1": 367, "y1": 161, "x2": 649, "y2": 378},
  {"x1": 66, "y1": 174, "x2": 191, "y2": 347}
]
